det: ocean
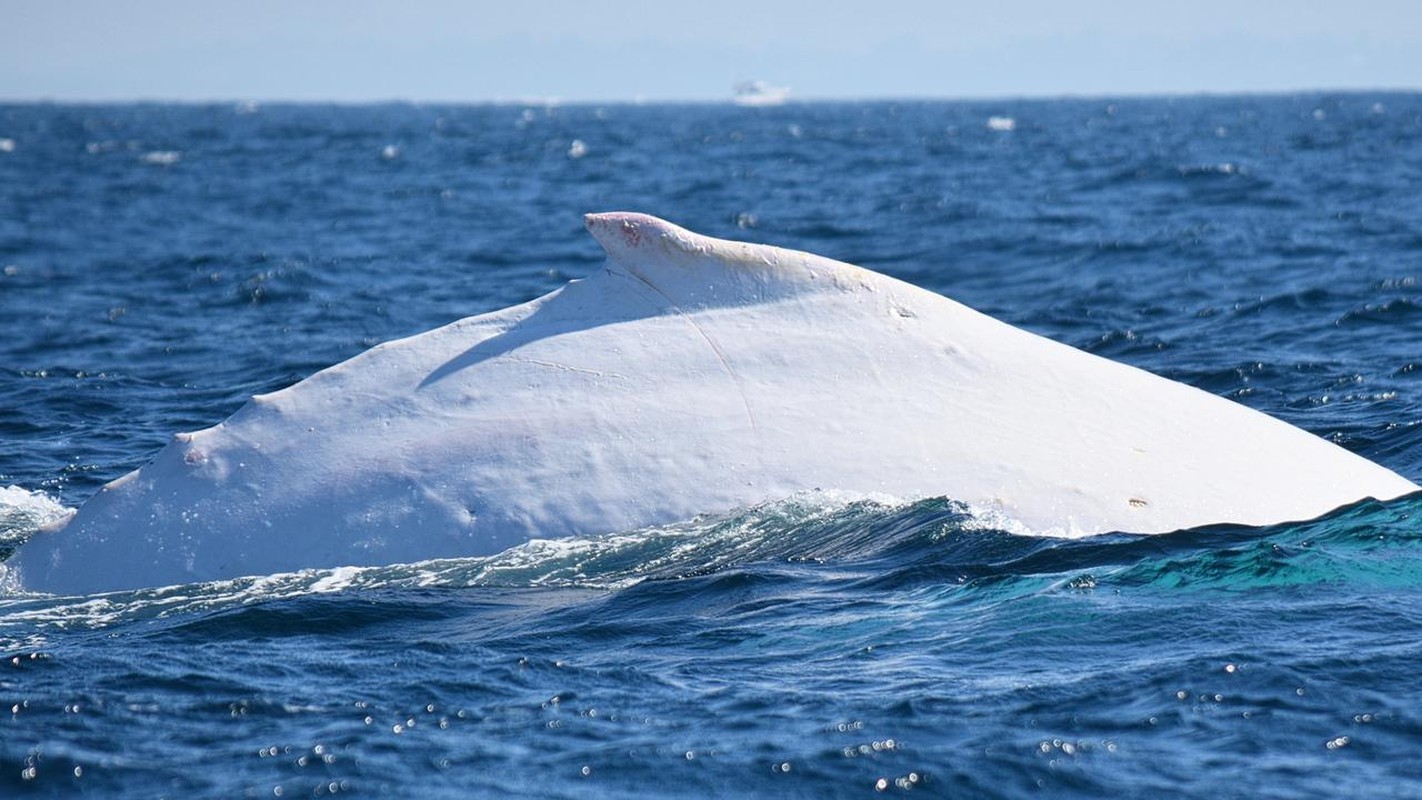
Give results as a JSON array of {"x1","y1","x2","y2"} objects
[{"x1": 1, "y1": 95, "x2": 1420, "y2": 797}]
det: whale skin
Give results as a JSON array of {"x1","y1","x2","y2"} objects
[{"x1": 8, "y1": 213, "x2": 1417, "y2": 595}]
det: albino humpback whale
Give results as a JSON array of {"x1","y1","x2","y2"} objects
[{"x1": 9, "y1": 213, "x2": 1417, "y2": 595}]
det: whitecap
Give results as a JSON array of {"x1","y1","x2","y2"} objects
[
  {"x1": 0, "y1": 485, "x2": 75, "y2": 595},
  {"x1": 309, "y1": 565, "x2": 362, "y2": 593},
  {"x1": 987, "y1": 116, "x2": 1016, "y2": 132},
  {"x1": 0, "y1": 138, "x2": 15, "y2": 153},
  {"x1": 141, "y1": 150, "x2": 181, "y2": 165},
  {"x1": 567, "y1": 139, "x2": 588, "y2": 159},
  {"x1": 0, "y1": 486, "x2": 74, "y2": 543}
]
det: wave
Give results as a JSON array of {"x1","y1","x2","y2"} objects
[
  {"x1": 2, "y1": 490, "x2": 1419, "y2": 644},
  {"x1": 0, "y1": 485, "x2": 72, "y2": 560}
]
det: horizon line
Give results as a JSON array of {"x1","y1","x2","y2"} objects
[{"x1": 2, "y1": 86, "x2": 1420, "y2": 107}]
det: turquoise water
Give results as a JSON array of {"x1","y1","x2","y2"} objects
[{"x1": 2, "y1": 96, "x2": 1421, "y2": 797}]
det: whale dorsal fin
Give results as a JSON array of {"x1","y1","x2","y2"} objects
[
  {"x1": 585, "y1": 212, "x2": 745, "y2": 265},
  {"x1": 583, "y1": 211, "x2": 875, "y2": 306}
]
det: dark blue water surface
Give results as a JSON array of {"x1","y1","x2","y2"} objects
[{"x1": 1, "y1": 96, "x2": 1421, "y2": 797}]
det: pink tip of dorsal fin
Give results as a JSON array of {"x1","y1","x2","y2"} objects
[{"x1": 583, "y1": 212, "x2": 702, "y2": 261}]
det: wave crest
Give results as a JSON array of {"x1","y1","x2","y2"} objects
[{"x1": 3, "y1": 491, "x2": 1420, "y2": 642}]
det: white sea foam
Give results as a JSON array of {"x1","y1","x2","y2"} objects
[
  {"x1": 309, "y1": 565, "x2": 363, "y2": 593},
  {"x1": 0, "y1": 486, "x2": 75, "y2": 597},
  {"x1": 987, "y1": 116, "x2": 1016, "y2": 132},
  {"x1": 0, "y1": 492, "x2": 934, "y2": 628},
  {"x1": 0, "y1": 486, "x2": 74, "y2": 541},
  {"x1": 141, "y1": 150, "x2": 181, "y2": 165},
  {"x1": 0, "y1": 138, "x2": 15, "y2": 153}
]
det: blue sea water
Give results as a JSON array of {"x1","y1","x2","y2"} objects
[{"x1": 1, "y1": 95, "x2": 1421, "y2": 797}]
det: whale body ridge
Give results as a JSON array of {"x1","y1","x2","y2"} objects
[{"x1": 7, "y1": 212, "x2": 1417, "y2": 595}]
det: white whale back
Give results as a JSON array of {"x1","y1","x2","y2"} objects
[{"x1": 11, "y1": 213, "x2": 1416, "y2": 594}]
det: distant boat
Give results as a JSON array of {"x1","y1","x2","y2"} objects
[{"x1": 733, "y1": 81, "x2": 790, "y2": 107}]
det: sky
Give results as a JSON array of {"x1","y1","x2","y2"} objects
[{"x1": 2, "y1": 1, "x2": 1421, "y2": 102}]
